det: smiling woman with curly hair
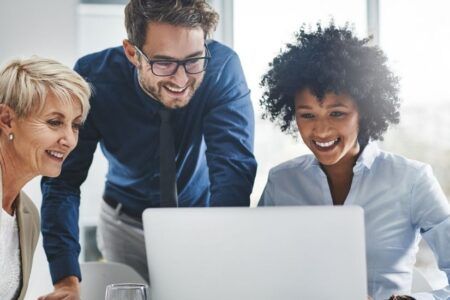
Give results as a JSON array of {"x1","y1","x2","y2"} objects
[
  {"x1": 258, "y1": 23, "x2": 450, "y2": 300},
  {"x1": 260, "y1": 23, "x2": 400, "y2": 145}
]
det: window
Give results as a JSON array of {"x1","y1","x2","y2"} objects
[
  {"x1": 380, "y1": 0, "x2": 450, "y2": 198},
  {"x1": 379, "y1": 1, "x2": 450, "y2": 285}
]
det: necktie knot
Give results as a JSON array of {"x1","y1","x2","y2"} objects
[{"x1": 159, "y1": 108, "x2": 171, "y2": 123}]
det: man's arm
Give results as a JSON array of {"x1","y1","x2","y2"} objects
[
  {"x1": 203, "y1": 50, "x2": 257, "y2": 206},
  {"x1": 41, "y1": 110, "x2": 100, "y2": 277},
  {"x1": 41, "y1": 59, "x2": 100, "y2": 288},
  {"x1": 40, "y1": 110, "x2": 100, "y2": 298}
]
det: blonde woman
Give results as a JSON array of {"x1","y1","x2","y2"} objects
[{"x1": 0, "y1": 57, "x2": 90, "y2": 300}]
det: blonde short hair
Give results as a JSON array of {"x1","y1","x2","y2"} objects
[{"x1": 0, "y1": 56, "x2": 91, "y2": 121}]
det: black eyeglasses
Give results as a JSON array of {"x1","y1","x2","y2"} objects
[{"x1": 134, "y1": 45, "x2": 211, "y2": 77}]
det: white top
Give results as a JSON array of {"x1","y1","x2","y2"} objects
[{"x1": 0, "y1": 208, "x2": 22, "y2": 300}]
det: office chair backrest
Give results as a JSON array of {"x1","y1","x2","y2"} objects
[{"x1": 80, "y1": 261, "x2": 147, "y2": 300}]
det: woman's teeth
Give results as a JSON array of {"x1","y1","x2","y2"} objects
[
  {"x1": 314, "y1": 139, "x2": 338, "y2": 147},
  {"x1": 46, "y1": 150, "x2": 64, "y2": 159}
]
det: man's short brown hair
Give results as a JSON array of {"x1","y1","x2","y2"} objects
[{"x1": 125, "y1": 0, "x2": 219, "y2": 48}]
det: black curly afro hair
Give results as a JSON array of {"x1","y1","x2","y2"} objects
[{"x1": 260, "y1": 23, "x2": 400, "y2": 145}]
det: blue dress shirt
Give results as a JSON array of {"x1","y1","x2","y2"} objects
[
  {"x1": 259, "y1": 142, "x2": 450, "y2": 300},
  {"x1": 41, "y1": 41, "x2": 257, "y2": 283}
]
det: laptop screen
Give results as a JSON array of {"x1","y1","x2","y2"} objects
[{"x1": 143, "y1": 206, "x2": 367, "y2": 300}]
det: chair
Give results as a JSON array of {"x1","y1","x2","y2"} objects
[
  {"x1": 80, "y1": 261, "x2": 147, "y2": 300},
  {"x1": 411, "y1": 267, "x2": 433, "y2": 293}
]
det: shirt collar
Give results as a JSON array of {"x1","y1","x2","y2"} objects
[
  {"x1": 354, "y1": 141, "x2": 380, "y2": 171},
  {"x1": 305, "y1": 155, "x2": 320, "y2": 170},
  {"x1": 306, "y1": 141, "x2": 380, "y2": 171}
]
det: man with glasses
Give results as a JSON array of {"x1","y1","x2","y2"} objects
[{"x1": 39, "y1": 0, "x2": 257, "y2": 299}]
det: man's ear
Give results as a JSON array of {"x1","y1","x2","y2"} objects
[
  {"x1": 0, "y1": 104, "x2": 16, "y2": 133},
  {"x1": 123, "y1": 39, "x2": 139, "y2": 67}
]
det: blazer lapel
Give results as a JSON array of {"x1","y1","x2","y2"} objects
[{"x1": 16, "y1": 192, "x2": 32, "y2": 300}]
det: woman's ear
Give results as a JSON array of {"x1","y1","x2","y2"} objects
[{"x1": 0, "y1": 104, "x2": 16, "y2": 133}]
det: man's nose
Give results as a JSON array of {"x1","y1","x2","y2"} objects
[{"x1": 171, "y1": 64, "x2": 189, "y2": 87}]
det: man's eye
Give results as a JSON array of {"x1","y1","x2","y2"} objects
[
  {"x1": 155, "y1": 61, "x2": 176, "y2": 68},
  {"x1": 185, "y1": 58, "x2": 201, "y2": 66}
]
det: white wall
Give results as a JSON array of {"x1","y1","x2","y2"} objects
[{"x1": 0, "y1": 0, "x2": 78, "y2": 66}]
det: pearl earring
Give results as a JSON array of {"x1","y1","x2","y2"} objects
[{"x1": 8, "y1": 133, "x2": 14, "y2": 141}]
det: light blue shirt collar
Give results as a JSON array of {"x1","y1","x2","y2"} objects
[{"x1": 305, "y1": 141, "x2": 380, "y2": 172}]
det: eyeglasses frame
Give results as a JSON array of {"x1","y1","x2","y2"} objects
[{"x1": 134, "y1": 44, "x2": 211, "y2": 77}]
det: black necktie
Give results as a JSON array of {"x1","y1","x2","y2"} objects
[{"x1": 159, "y1": 108, "x2": 178, "y2": 207}]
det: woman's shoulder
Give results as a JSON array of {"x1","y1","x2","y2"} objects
[
  {"x1": 376, "y1": 148, "x2": 429, "y2": 172},
  {"x1": 370, "y1": 148, "x2": 437, "y2": 190},
  {"x1": 269, "y1": 154, "x2": 317, "y2": 178}
]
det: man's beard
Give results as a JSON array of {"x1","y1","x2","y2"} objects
[{"x1": 138, "y1": 70, "x2": 201, "y2": 109}]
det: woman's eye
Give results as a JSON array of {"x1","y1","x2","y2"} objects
[
  {"x1": 72, "y1": 123, "x2": 83, "y2": 131},
  {"x1": 299, "y1": 113, "x2": 314, "y2": 119},
  {"x1": 330, "y1": 111, "x2": 346, "y2": 117},
  {"x1": 47, "y1": 119, "x2": 62, "y2": 127}
]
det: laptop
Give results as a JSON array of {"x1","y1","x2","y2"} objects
[{"x1": 142, "y1": 206, "x2": 367, "y2": 300}]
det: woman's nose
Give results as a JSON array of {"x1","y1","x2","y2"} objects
[
  {"x1": 60, "y1": 127, "x2": 77, "y2": 150},
  {"x1": 313, "y1": 120, "x2": 332, "y2": 137}
]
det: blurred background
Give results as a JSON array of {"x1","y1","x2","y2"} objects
[{"x1": 1, "y1": 0, "x2": 449, "y2": 298}]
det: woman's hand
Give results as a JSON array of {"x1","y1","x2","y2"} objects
[{"x1": 37, "y1": 276, "x2": 80, "y2": 300}]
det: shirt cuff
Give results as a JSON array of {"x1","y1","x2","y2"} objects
[{"x1": 48, "y1": 254, "x2": 82, "y2": 284}]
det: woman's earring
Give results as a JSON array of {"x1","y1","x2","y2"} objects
[{"x1": 8, "y1": 133, "x2": 14, "y2": 141}]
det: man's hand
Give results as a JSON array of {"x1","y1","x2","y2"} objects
[{"x1": 38, "y1": 276, "x2": 80, "y2": 300}]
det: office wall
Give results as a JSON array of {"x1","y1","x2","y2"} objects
[
  {"x1": 0, "y1": 0, "x2": 78, "y2": 66},
  {"x1": 1, "y1": 1, "x2": 92, "y2": 298}
]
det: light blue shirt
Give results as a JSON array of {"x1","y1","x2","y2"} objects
[{"x1": 259, "y1": 142, "x2": 450, "y2": 300}]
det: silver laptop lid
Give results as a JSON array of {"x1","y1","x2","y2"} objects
[{"x1": 143, "y1": 206, "x2": 367, "y2": 300}]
